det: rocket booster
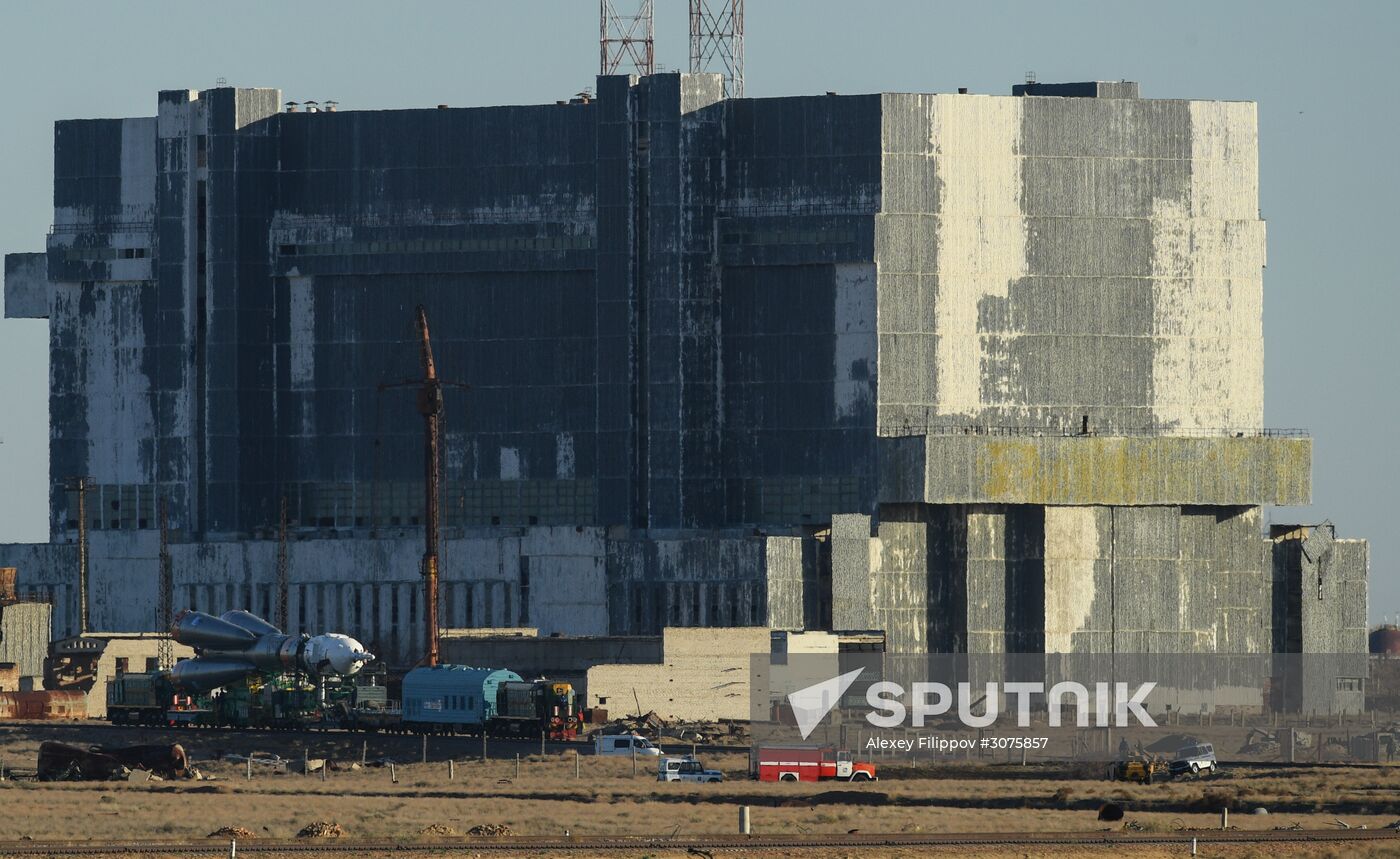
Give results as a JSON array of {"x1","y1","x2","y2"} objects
[{"x1": 168, "y1": 609, "x2": 373, "y2": 692}]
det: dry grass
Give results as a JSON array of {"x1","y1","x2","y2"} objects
[{"x1": 1, "y1": 723, "x2": 1398, "y2": 848}]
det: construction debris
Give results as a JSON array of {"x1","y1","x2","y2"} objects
[
  {"x1": 208, "y1": 827, "x2": 255, "y2": 839},
  {"x1": 36, "y1": 742, "x2": 130, "y2": 781},
  {"x1": 99, "y1": 744, "x2": 190, "y2": 779},
  {"x1": 289, "y1": 758, "x2": 326, "y2": 774},
  {"x1": 296, "y1": 821, "x2": 345, "y2": 839},
  {"x1": 467, "y1": 824, "x2": 513, "y2": 837},
  {"x1": 419, "y1": 824, "x2": 458, "y2": 836}
]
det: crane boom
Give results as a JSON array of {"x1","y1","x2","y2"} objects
[{"x1": 415, "y1": 304, "x2": 443, "y2": 667}]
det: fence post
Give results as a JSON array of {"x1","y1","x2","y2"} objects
[
  {"x1": 574, "y1": 750, "x2": 580, "y2": 779},
  {"x1": 541, "y1": 729, "x2": 546, "y2": 758},
  {"x1": 448, "y1": 759, "x2": 455, "y2": 781},
  {"x1": 514, "y1": 753, "x2": 520, "y2": 780},
  {"x1": 390, "y1": 761, "x2": 397, "y2": 783},
  {"x1": 246, "y1": 757, "x2": 251, "y2": 781},
  {"x1": 361, "y1": 740, "x2": 367, "y2": 766},
  {"x1": 422, "y1": 734, "x2": 428, "y2": 764},
  {"x1": 481, "y1": 730, "x2": 487, "y2": 762},
  {"x1": 739, "y1": 806, "x2": 751, "y2": 835},
  {"x1": 1220, "y1": 808, "x2": 1228, "y2": 830},
  {"x1": 302, "y1": 750, "x2": 308, "y2": 776},
  {"x1": 631, "y1": 744, "x2": 637, "y2": 777}
]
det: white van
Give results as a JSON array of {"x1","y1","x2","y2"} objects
[
  {"x1": 657, "y1": 755, "x2": 724, "y2": 783},
  {"x1": 594, "y1": 732, "x2": 662, "y2": 757}
]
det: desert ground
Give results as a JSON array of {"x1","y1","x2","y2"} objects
[{"x1": 1, "y1": 721, "x2": 1398, "y2": 857}]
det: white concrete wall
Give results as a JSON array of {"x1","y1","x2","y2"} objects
[{"x1": 587, "y1": 626, "x2": 771, "y2": 721}]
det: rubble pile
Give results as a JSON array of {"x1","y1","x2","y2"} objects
[
  {"x1": 296, "y1": 821, "x2": 345, "y2": 839},
  {"x1": 467, "y1": 823, "x2": 513, "y2": 837},
  {"x1": 207, "y1": 827, "x2": 255, "y2": 839},
  {"x1": 591, "y1": 711, "x2": 751, "y2": 747},
  {"x1": 419, "y1": 824, "x2": 458, "y2": 836}
]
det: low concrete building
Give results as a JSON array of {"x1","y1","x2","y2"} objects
[
  {"x1": 587, "y1": 627, "x2": 772, "y2": 722},
  {"x1": 45, "y1": 633, "x2": 193, "y2": 719}
]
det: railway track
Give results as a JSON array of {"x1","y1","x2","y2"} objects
[{"x1": 0, "y1": 828, "x2": 1395, "y2": 854}]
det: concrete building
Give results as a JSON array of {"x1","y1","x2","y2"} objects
[{"x1": 0, "y1": 75, "x2": 1368, "y2": 708}]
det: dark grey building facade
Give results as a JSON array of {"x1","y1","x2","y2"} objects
[{"x1": 1, "y1": 76, "x2": 1369, "y2": 708}]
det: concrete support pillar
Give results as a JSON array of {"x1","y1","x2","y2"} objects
[{"x1": 831, "y1": 513, "x2": 873, "y2": 630}]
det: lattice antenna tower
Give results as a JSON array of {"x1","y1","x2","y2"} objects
[
  {"x1": 690, "y1": 0, "x2": 744, "y2": 97},
  {"x1": 601, "y1": 0, "x2": 655, "y2": 77}
]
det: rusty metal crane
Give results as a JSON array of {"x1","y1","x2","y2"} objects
[
  {"x1": 379, "y1": 305, "x2": 465, "y2": 668},
  {"x1": 414, "y1": 305, "x2": 444, "y2": 667}
]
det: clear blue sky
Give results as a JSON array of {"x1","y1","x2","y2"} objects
[{"x1": 0, "y1": 1, "x2": 1395, "y2": 620}]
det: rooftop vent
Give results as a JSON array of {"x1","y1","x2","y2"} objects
[{"x1": 284, "y1": 101, "x2": 299, "y2": 113}]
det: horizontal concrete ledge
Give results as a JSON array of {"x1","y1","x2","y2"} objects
[{"x1": 885, "y1": 433, "x2": 1310, "y2": 506}]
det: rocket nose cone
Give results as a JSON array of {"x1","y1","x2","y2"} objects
[{"x1": 305, "y1": 633, "x2": 373, "y2": 676}]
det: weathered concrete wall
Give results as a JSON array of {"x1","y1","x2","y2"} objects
[
  {"x1": 0, "y1": 527, "x2": 609, "y2": 666},
  {"x1": 830, "y1": 513, "x2": 873, "y2": 630},
  {"x1": 3, "y1": 253, "x2": 47, "y2": 319},
  {"x1": 586, "y1": 626, "x2": 770, "y2": 721},
  {"x1": 0, "y1": 603, "x2": 51, "y2": 681},
  {"x1": 908, "y1": 434, "x2": 1309, "y2": 506},
  {"x1": 1043, "y1": 504, "x2": 1268, "y2": 656},
  {"x1": 605, "y1": 532, "x2": 768, "y2": 634},
  {"x1": 871, "y1": 509, "x2": 929, "y2": 653},
  {"x1": 876, "y1": 92, "x2": 1265, "y2": 435},
  {"x1": 520, "y1": 527, "x2": 607, "y2": 636},
  {"x1": 764, "y1": 536, "x2": 807, "y2": 630},
  {"x1": 1271, "y1": 525, "x2": 1369, "y2": 712}
]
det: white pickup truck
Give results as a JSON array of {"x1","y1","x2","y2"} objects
[
  {"x1": 657, "y1": 755, "x2": 724, "y2": 783},
  {"x1": 594, "y1": 732, "x2": 662, "y2": 757}
]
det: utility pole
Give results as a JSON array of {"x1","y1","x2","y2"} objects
[
  {"x1": 157, "y1": 498, "x2": 173, "y2": 670},
  {"x1": 276, "y1": 494, "x2": 289, "y2": 632},
  {"x1": 65, "y1": 477, "x2": 91, "y2": 635}
]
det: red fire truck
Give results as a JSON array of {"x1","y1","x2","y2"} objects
[{"x1": 754, "y1": 745, "x2": 878, "y2": 782}]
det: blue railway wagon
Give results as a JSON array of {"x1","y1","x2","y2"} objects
[{"x1": 401, "y1": 665, "x2": 522, "y2": 732}]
